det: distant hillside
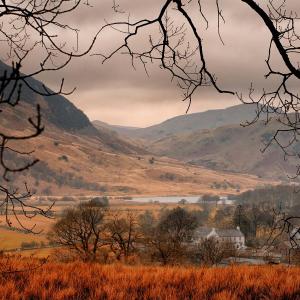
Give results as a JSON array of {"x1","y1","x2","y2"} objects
[
  {"x1": 0, "y1": 61, "x2": 264, "y2": 195},
  {"x1": 93, "y1": 120, "x2": 139, "y2": 136},
  {"x1": 146, "y1": 120, "x2": 299, "y2": 180},
  {"x1": 93, "y1": 104, "x2": 297, "y2": 180},
  {"x1": 0, "y1": 60, "x2": 144, "y2": 155},
  {"x1": 1, "y1": 104, "x2": 263, "y2": 196},
  {"x1": 0, "y1": 61, "x2": 91, "y2": 132},
  {"x1": 93, "y1": 104, "x2": 263, "y2": 141}
]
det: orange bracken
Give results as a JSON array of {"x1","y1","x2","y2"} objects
[{"x1": 0, "y1": 258, "x2": 299, "y2": 300}]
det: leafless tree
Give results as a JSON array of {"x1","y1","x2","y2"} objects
[
  {"x1": 194, "y1": 237, "x2": 236, "y2": 266},
  {"x1": 49, "y1": 201, "x2": 108, "y2": 262},
  {"x1": 0, "y1": 0, "x2": 99, "y2": 232},
  {"x1": 267, "y1": 207, "x2": 300, "y2": 262},
  {"x1": 106, "y1": 210, "x2": 141, "y2": 261},
  {"x1": 141, "y1": 207, "x2": 198, "y2": 265}
]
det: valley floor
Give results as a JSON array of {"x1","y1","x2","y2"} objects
[{"x1": 0, "y1": 259, "x2": 299, "y2": 300}]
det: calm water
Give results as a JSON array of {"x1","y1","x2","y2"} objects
[
  {"x1": 127, "y1": 196, "x2": 235, "y2": 204},
  {"x1": 128, "y1": 196, "x2": 201, "y2": 204}
]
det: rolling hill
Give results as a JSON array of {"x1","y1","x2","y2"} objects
[
  {"x1": 93, "y1": 104, "x2": 263, "y2": 141},
  {"x1": 93, "y1": 105, "x2": 298, "y2": 180},
  {"x1": 142, "y1": 120, "x2": 299, "y2": 180},
  {"x1": 0, "y1": 62, "x2": 264, "y2": 196}
]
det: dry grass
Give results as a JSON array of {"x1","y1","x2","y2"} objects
[
  {"x1": 110, "y1": 202, "x2": 203, "y2": 217},
  {"x1": 0, "y1": 215, "x2": 56, "y2": 232},
  {"x1": 0, "y1": 258, "x2": 299, "y2": 300},
  {"x1": 0, "y1": 214, "x2": 54, "y2": 252},
  {"x1": 0, "y1": 228, "x2": 47, "y2": 250},
  {"x1": 16, "y1": 248, "x2": 54, "y2": 258}
]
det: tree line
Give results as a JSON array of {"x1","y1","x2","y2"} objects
[{"x1": 48, "y1": 198, "x2": 236, "y2": 266}]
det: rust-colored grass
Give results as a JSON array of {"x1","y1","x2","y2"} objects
[
  {"x1": 0, "y1": 259, "x2": 299, "y2": 300},
  {"x1": 0, "y1": 228, "x2": 47, "y2": 250}
]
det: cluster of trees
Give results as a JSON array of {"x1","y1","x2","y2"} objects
[
  {"x1": 233, "y1": 205, "x2": 274, "y2": 245},
  {"x1": 235, "y1": 185, "x2": 300, "y2": 211},
  {"x1": 49, "y1": 200, "x2": 235, "y2": 265},
  {"x1": 192, "y1": 197, "x2": 278, "y2": 247},
  {"x1": 203, "y1": 185, "x2": 300, "y2": 248},
  {"x1": 20, "y1": 241, "x2": 47, "y2": 250},
  {"x1": 234, "y1": 185, "x2": 300, "y2": 248},
  {"x1": 210, "y1": 181, "x2": 240, "y2": 191},
  {"x1": 48, "y1": 186, "x2": 298, "y2": 262},
  {"x1": 203, "y1": 203, "x2": 275, "y2": 245},
  {"x1": 200, "y1": 194, "x2": 220, "y2": 204}
]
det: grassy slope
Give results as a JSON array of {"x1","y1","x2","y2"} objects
[
  {"x1": 147, "y1": 121, "x2": 299, "y2": 180},
  {"x1": 0, "y1": 228, "x2": 46, "y2": 250},
  {"x1": 1, "y1": 103, "x2": 267, "y2": 197}
]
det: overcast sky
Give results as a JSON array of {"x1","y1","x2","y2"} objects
[{"x1": 25, "y1": 0, "x2": 300, "y2": 127}]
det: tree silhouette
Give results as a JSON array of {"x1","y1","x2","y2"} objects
[
  {"x1": 49, "y1": 200, "x2": 108, "y2": 261},
  {"x1": 102, "y1": 0, "x2": 300, "y2": 249},
  {"x1": 0, "y1": 0, "x2": 98, "y2": 232}
]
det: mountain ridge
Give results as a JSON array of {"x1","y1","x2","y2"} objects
[
  {"x1": 93, "y1": 104, "x2": 296, "y2": 180},
  {"x1": 0, "y1": 61, "x2": 264, "y2": 195},
  {"x1": 92, "y1": 103, "x2": 263, "y2": 141}
]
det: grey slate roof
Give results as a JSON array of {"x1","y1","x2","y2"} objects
[{"x1": 194, "y1": 227, "x2": 212, "y2": 236}]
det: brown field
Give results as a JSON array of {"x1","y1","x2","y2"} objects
[
  {"x1": 0, "y1": 259, "x2": 299, "y2": 300},
  {"x1": 0, "y1": 214, "x2": 55, "y2": 253},
  {"x1": 110, "y1": 202, "x2": 203, "y2": 215},
  {"x1": 0, "y1": 228, "x2": 47, "y2": 250}
]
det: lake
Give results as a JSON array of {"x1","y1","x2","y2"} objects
[{"x1": 127, "y1": 196, "x2": 235, "y2": 204}]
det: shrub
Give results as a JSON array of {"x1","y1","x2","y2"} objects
[{"x1": 20, "y1": 241, "x2": 39, "y2": 249}]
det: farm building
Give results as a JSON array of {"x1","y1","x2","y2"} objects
[{"x1": 193, "y1": 227, "x2": 245, "y2": 249}]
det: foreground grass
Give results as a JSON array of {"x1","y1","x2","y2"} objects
[{"x1": 0, "y1": 259, "x2": 299, "y2": 300}]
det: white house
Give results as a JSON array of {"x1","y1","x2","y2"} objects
[{"x1": 193, "y1": 226, "x2": 245, "y2": 249}]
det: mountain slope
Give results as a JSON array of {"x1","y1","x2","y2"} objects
[
  {"x1": 0, "y1": 62, "x2": 264, "y2": 196},
  {"x1": 93, "y1": 104, "x2": 262, "y2": 141},
  {"x1": 2, "y1": 103, "x2": 264, "y2": 196},
  {"x1": 93, "y1": 104, "x2": 293, "y2": 180},
  {"x1": 0, "y1": 60, "x2": 144, "y2": 155},
  {"x1": 146, "y1": 120, "x2": 298, "y2": 180},
  {"x1": 0, "y1": 60, "x2": 91, "y2": 132}
]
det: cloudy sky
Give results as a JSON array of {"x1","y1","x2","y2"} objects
[{"x1": 23, "y1": 0, "x2": 300, "y2": 127}]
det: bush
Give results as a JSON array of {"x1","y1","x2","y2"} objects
[
  {"x1": 201, "y1": 194, "x2": 220, "y2": 203},
  {"x1": 61, "y1": 196, "x2": 75, "y2": 202},
  {"x1": 149, "y1": 157, "x2": 155, "y2": 164},
  {"x1": 58, "y1": 155, "x2": 69, "y2": 162},
  {"x1": 159, "y1": 173, "x2": 176, "y2": 181},
  {"x1": 178, "y1": 199, "x2": 187, "y2": 205},
  {"x1": 89, "y1": 197, "x2": 109, "y2": 207},
  {"x1": 20, "y1": 241, "x2": 39, "y2": 249}
]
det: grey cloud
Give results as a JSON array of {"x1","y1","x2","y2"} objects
[{"x1": 21, "y1": 0, "x2": 300, "y2": 126}]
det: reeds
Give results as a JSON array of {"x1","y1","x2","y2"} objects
[{"x1": 0, "y1": 258, "x2": 299, "y2": 299}]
